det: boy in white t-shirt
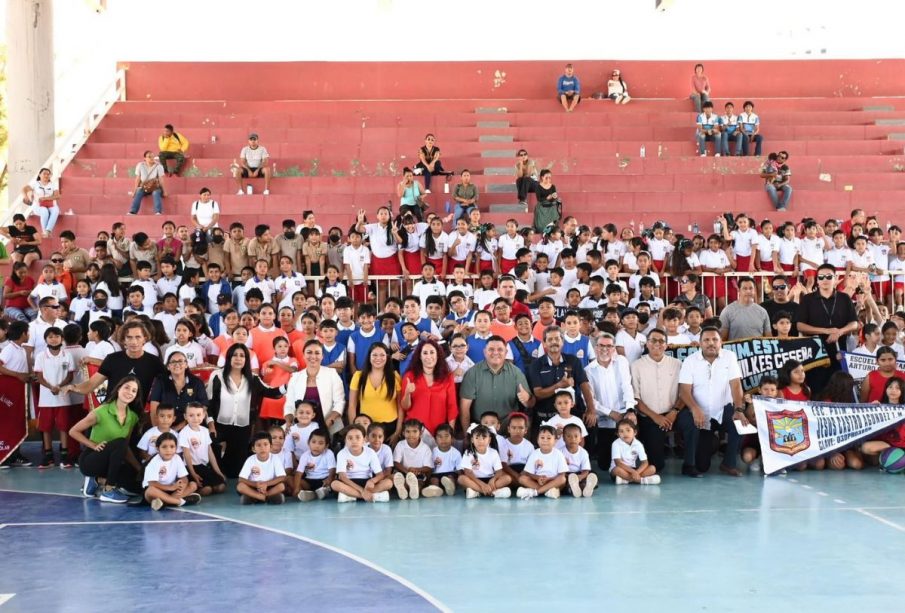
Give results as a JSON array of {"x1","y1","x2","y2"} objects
[
  {"x1": 237, "y1": 431, "x2": 288, "y2": 505},
  {"x1": 562, "y1": 424, "x2": 598, "y2": 497},
  {"x1": 342, "y1": 229, "x2": 371, "y2": 304},
  {"x1": 143, "y1": 432, "x2": 201, "y2": 510},
  {"x1": 543, "y1": 391, "x2": 588, "y2": 450},
  {"x1": 499, "y1": 413, "x2": 535, "y2": 484},
  {"x1": 138, "y1": 404, "x2": 177, "y2": 462},
  {"x1": 392, "y1": 419, "x2": 442, "y2": 499},
  {"x1": 610, "y1": 418, "x2": 660, "y2": 485},
  {"x1": 516, "y1": 425, "x2": 568, "y2": 499},
  {"x1": 331, "y1": 424, "x2": 393, "y2": 502},
  {"x1": 268, "y1": 425, "x2": 296, "y2": 477},
  {"x1": 295, "y1": 428, "x2": 336, "y2": 502},
  {"x1": 179, "y1": 403, "x2": 227, "y2": 496},
  {"x1": 34, "y1": 326, "x2": 76, "y2": 469},
  {"x1": 429, "y1": 424, "x2": 462, "y2": 496}
]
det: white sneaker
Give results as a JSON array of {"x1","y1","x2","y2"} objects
[
  {"x1": 715, "y1": 153, "x2": 721, "y2": 157},
  {"x1": 545, "y1": 487, "x2": 561, "y2": 499},
  {"x1": 568, "y1": 473, "x2": 582, "y2": 498},
  {"x1": 583, "y1": 473, "x2": 599, "y2": 497},
  {"x1": 393, "y1": 473, "x2": 409, "y2": 500},
  {"x1": 424, "y1": 189, "x2": 431, "y2": 194},
  {"x1": 465, "y1": 487, "x2": 480, "y2": 499},
  {"x1": 236, "y1": 189, "x2": 244, "y2": 196},
  {"x1": 412, "y1": 168, "x2": 423, "y2": 175},
  {"x1": 516, "y1": 487, "x2": 537, "y2": 499},
  {"x1": 315, "y1": 486, "x2": 329, "y2": 500},
  {"x1": 440, "y1": 476, "x2": 456, "y2": 497},
  {"x1": 263, "y1": 189, "x2": 270, "y2": 195},
  {"x1": 422, "y1": 485, "x2": 444, "y2": 498},
  {"x1": 615, "y1": 476, "x2": 629, "y2": 485},
  {"x1": 298, "y1": 490, "x2": 317, "y2": 502},
  {"x1": 641, "y1": 475, "x2": 661, "y2": 485},
  {"x1": 372, "y1": 491, "x2": 390, "y2": 503},
  {"x1": 337, "y1": 492, "x2": 356, "y2": 503},
  {"x1": 150, "y1": 498, "x2": 164, "y2": 511},
  {"x1": 492, "y1": 488, "x2": 511, "y2": 499},
  {"x1": 405, "y1": 472, "x2": 420, "y2": 500},
  {"x1": 749, "y1": 459, "x2": 763, "y2": 473},
  {"x1": 700, "y1": 153, "x2": 708, "y2": 157}
]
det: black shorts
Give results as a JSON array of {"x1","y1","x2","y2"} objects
[
  {"x1": 432, "y1": 472, "x2": 456, "y2": 481},
  {"x1": 350, "y1": 477, "x2": 370, "y2": 488},
  {"x1": 191, "y1": 463, "x2": 225, "y2": 487},
  {"x1": 477, "y1": 476, "x2": 491, "y2": 484},
  {"x1": 240, "y1": 167, "x2": 264, "y2": 178},
  {"x1": 508, "y1": 463, "x2": 526, "y2": 474},
  {"x1": 302, "y1": 478, "x2": 325, "y2": 490},
  {"x1": 558, "y1": 93, "x2": 581, "y2": 103}
]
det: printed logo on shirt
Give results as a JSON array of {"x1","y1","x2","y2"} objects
[
  {"x1": 534, "y1": 459, "x2": 544, "y2": 471},
  {"x1": 158, "y1": 465, "x2": 167, "y2": 478},
  {"x1": 250, "y1": 466, "x2": 261, "y2": 480},
  {"x1": 191, "y1": 437, "x2": 200, "y2": 450},
  {"x1": 292, "y1": 432, "x2": 300, "y2": 441},
  {"x1": 150, "y1": 435, "x2": 158, "y2": 447},
  {"x1": 346, "y1": 460, "x2": 354, "y2": 471},
  {"x1": 471, "y1": 455, "x2": 480, "y2": 469},
  {"x1": 507, "y1": 449, "x2": 513, "y2": 462},
  {"x1": 305, "y1": 462, "x2": 315, "y2": 472},
  {"x1": 434, "y1": 456, "x2": 442, "y2": 467}
]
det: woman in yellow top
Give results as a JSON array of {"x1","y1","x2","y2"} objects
[
  {"x1": 158, "y1": 123, "x2": 190, "y2": 176},
  {"x1": 348, "y1": 342, "x2": 402, "y2": 438}
]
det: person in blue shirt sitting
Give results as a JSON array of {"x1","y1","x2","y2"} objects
[
  {"x1": 557, "y1": 63, "x2": 581, "y2": 113},
  {"x1": 696, "y1": 101, "x2": 723, "y2": 157}
]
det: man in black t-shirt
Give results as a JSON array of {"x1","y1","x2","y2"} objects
[{"x1": 760, "y1": 274, "x2": 803, "y2": 336}]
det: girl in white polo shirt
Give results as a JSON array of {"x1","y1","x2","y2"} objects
[
  {"x1": 516, "y1": 425, "x2": 568, "y2": 499},
  {"x1": 457, "y1": 424, "x2": 512, "y2": 498},
  {"x1": 143, "y1": 432, "x2": 201, "y2": 510},
  {"x1": 610, "y1": 418, "x2": 660, "y2": 485},
  {"x1": 331, "y1": 424, "x2": 393, "y2": 503}
]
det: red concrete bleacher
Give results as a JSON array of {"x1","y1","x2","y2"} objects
[{"x1": 51, "y1": 60, "x2": 905, "y2": 241}]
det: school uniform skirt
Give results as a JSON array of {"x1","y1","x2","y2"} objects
[
  {"x1": 370, "y1": 253, "x2": 402, "y2": 276},
  {"x1": 402, "y1": 250, "x2": 422, "y2": 275}
]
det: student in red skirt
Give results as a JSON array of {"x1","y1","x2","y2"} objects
[
  {"x1": 447, "y1": 217, "x2": 476, "y2": 274},
  {"x1": 777, "y1": 222, "x2": 801, "y2": 287},
  {"x1": 356, "y1": 207, "x2": 398, "y2": 299},
  {"x1": 394, "y1": 214, "x2": 429, "y2": 294},
  {"x1": 475, "y1": 224, "x2": 499, "y2": 275},
  {"x1": 419, "y1": 216, "x2": 449, "y2": 278},
  {"x1": 698, "y1": 234, "x2": 733, "y2": 311},
  {"x1": 342, "y1": 229, "x2": 371, "y2": 304}
]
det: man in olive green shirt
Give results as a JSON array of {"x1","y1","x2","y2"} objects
[{"x1": 459, "y1": 336, "x2": 534, "y2": 433}]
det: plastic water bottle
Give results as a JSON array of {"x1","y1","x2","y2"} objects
[
  {"x1": 640, "y1": 145, "x2": 646, "y2": 158},
  {"x1": 692, "y1": 222, "x2": 700, "y2": 234},
  {"x1": 443, "y1": 182, "x2": 450, "y2": 194},
  {"x1": 246, "y1": 185, "x2": 253, "y2": 195},
  {"x1": 445, "y1": 200, "x2": 451, "y2": 214},
  {"x1": 210, "y1": 135, "x2": 217, "y2": 144}
]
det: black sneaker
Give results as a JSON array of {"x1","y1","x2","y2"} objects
[
  {"x1": 682, "y1": 465, "x2": 704, "y2": 478},
  {"x1": 10, "y1": 452, "x2": 33, "y2": 467},
  {"x1": 38, "y1": 453, "x2": 55, "y2": 469}
]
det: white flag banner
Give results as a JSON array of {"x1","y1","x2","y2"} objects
[
  {"x1": 840, "y1": 351, "x2": 905, "y2": 383},
  {"x1": 753, "y1": 397, "x2": 905, "y2": 475}
]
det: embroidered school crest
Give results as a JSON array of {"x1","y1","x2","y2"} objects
[
  {"x1": 471, "y1": 455, "x2": 480, "y2": 469},
  {"x1": 766, "y1": 409, "x2": 810, "y2": 456}
]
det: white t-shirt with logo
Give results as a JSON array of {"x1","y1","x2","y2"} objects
[
  {"x1": 432, "y1": 446, "x2": 463, "y2": 473},
  {"x1": 143, "y1": 454, "x2": 188, "y2": 487},
  {"x1": 562, "y1": 445, "x2": 592, "y2": 473},
  {"x1": 610, "y1": 437, "x2": 648, "y2": 471},
  {"x1": 298, "y1": 449, "x2": 336, "y2": 480},
  {"x1": 239, "y1": 452, "x2": 287, "y2": 482},
  {"x1": 337, "y1": 447, "x2": 383, "y2": 479},
  {"x1": 392, "y1": 440, "x2": 433, "y2": 469},
  {"x1": 458, "y1": 448, "x2": 503, "y2": 478},
  {"x1": 498, "y1": 438, "x2": 535, "y2": 466},
  {"x1": 178, "y1": 426, "x2": 213, "y2": 467},
  {"x1": 137, "y1": 426, "x2": 172, "y2": 458},
  {"x1": 523, "y1": 448, "x2": 569, "y2": 478},
  {"x1": 34, "y1": 349, "x2": 75, "y2": 407}
]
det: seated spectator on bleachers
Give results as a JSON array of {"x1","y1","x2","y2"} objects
[
  {"x1": 533, "y1": 170, "x2": 562, "y2": 233},
  {"x1": 190, "y1": 187, "x2": 220, "y2": 235},
  {"x1": 397, "y1": 168, "x2": 426, "y2": 221},
  {"x1": 515, "y1": 150, "x2": 537, "y2": 208},
  {"x1": 158, "y1": 124, "x2": 189, "y2": 177},
  {"x1": 689, "y1": 63, "x2": 711, "y2": 113},
  {"x1": 761, "y1": 151, "x2": 792, "y2": 211},
  {"x1": 739, "y1": 101, "x2": 764, "y2": 156},
  {"x1": 557, "y1": 64, "x2": 581, "y2": 113},
  {"x1": 3, "y1": 262, "x2": 37, "y2": 322},
  {"x1": 1, "y1": 214, "x2": 42, "y2": 268},
  {"x1": 414, "y1": 134, "x2": 448, "y2": 194},
  {"x1": 128, "y1": 151, "x2": 166, "y2": 216},
  {"x1": 607, "y1": 69, "x2": 630, "y2": 105},
  {"x1": 21, "y1": 167, "x2": 61, "y2": 238},
  {"x1": 107, "y1": 222, "x2": 132, "y2": 277},
  {"x1": 452, "y1": 170, "x2": 478, "y2": 222},
  {"x1": 720, "y1": 102, "x2": 743, "y2": 156},
  {"x1": 233, "y1": 133, "x2": 271, "y2": 196},
  {"x1": 695, "y1": 102, "x2": 722, "y2": 157}
]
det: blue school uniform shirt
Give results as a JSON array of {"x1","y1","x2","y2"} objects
[
  {"x1": 348, "y1": 327, "x2": 381, "y2": 371},
  {"x1": 509, "y1": 336, "x2": 542, "y2": 372},
  {"x1": 557, "y1": 75, "x2": 581, "y2": 95},
  {"x1": 445, "y1": 310, "x2": 476, "y2": 327},
  {"x1": 562, "y1": 334, "x2": 593, "y2": 367},
  {"x1": 696, "y1": 112, "x2": 721, "y2": 131},
  {"x1": 336, "y1": 322, "x2": 357, "y2": 349},
  {"x1": 466, "y1": 333, "x2": 491, "y2": 364},
  {"x1": 395, "y1": 318, "x2": 436, "y2": 349}
]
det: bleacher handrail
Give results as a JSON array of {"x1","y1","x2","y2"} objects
[{"x1": 0, "y1": 67, "x2": 127, "y2": 234}]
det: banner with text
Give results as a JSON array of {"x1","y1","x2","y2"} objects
[
  {"x1": 666, "y1": 336, "x2": 829, "y2": 392},
  {"x1": 840, "y1": 352, "x2": 905, "y2": 383},
  {"x1": 0, "y1": 375, "x2": 28, "y2": 465},
  {"x1": 753, "y1": 396, "x2": 905, "y2": 475}
]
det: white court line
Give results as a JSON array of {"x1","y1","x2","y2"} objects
[
  {"x1": 0, "y1": 487, "x2": 86, "y2": 499},
  {"x1": 0, "y1": 519, "x2": 223, "y2": 528},
  {"x1": 0, "y1": 594, "x2": 15, "y2": 607},
  {"x1": 855, "y1": 508, "x2": 905, "y2": 533},
  {"x1": 817, "y1": 491, "x2": 829, "y2": 497},
  {"x1": 834, "y1": 499, "x2": 847, "y2": 504},
  {"x1": 176, "y1": 507, "x2": 451, "y2": 613}
]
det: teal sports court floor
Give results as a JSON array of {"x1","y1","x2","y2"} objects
[{"x1": 2, "y1": 457, "x2": 904, "y2": 612}]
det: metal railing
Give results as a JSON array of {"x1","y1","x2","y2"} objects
[{"x1": 0, "y1": 68, "x2": 127, "y2": 234}]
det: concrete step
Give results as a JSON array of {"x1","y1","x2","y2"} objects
[
  {"x1": 478, "y1": 134, "x2": 514, "y2": 143},
  {"x1": 475, "y1": 107, "x2": 508, "y2": 114},
  {"x1": 490, "y1": 204, "x2": 528, "y2": 213},
  {"x1": 876, "y1": 119, "x2": 905, "y2": 126},
  {"x1": 481, "y1": 150, "x2": 517, "y2": 158},
  {"x1": 486, "y1": 183, "x2": 517, "y2": 193},
  {"x1": 484, "y1": 167, "x2": 513, "y2": 176},
  {"x1": 477, "y1": 121, "x2": 510, "y2": 129},
  {"x1": 865, "y1": 105, "x2": 896, "y2": 112}
]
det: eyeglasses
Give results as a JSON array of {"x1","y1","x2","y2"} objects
[
  {"x1": 50, "y1": 258, "x2": 64, "y2": 263},
  {"x1": 451, "y1": 344, "x2": 467, "y2": 349},
  {"x1": 168, "y1": 360, "x2": 187, "y2": 365},
  {"x1": 597, "y1": 344, "x2": 615, "y2": 351},
  {"x1": 679, "y1": 278, "x2": 690, "y2": 284},
  {"x1": 772, "y1": 284, "x2": 787, "y2": 290},
  {"x1": 648, "y1": 338, "x2": 666, "y2": 345},
  {"x1": 816, "y1": 274, "x2": 835, "y2": 281},
  {"x1": 44, "y1": 304, "x2": 60, "y2": 309}
]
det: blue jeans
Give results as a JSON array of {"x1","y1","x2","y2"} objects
[
  {"x1": 690, "y1": 92, "x2": 710, "y2": 113},
  {"x1": 765, "y1": 183, "x2": 792, "y2": 210},
  {"x1": 721, "y1": 131, "x2": 743, "y2": 156},
  {"x1": 454, "y1": 203, "x2": 474, "y2": 223},
  {"x1": 130, "y1": 188, "x2": 162, "y2": 214},
  {"x1": 696, "y1": 132, "x2": 721, "y2": 155},
  {"x1": 34, "y1": 204, "x2": 60, "y2": 234},
  {"x1": 5, "y1": 306, "x2": 37, "y2": 322},
  {"x1": 741, "y1": 134, "x2": 763, "y2": 156},
  {"x1": 676, "y1": 403, "x2": 741, "y2": 471}
]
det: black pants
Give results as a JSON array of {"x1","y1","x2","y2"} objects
[
  {"x1": 158, "y1": 151, "x2": 185, "y2": 174},
  {"x1": 637, "y1": 414, "x2": 669, "y2": 473},
  {"x1": 595, "y1": 427, "x2": 617, "y2": 472},
  {"x1": 415, "y1": 161, "x2": 445, "y2": 191},
  {"x1": 675, "y1": 405, "x2": 740, "y2": 472},
  {"x1": 78, "y1": 438, "x2": 138, "y2": 489},
  {"x1": 516, "y1": 176, "x2": 536, "y2": 202},
  {"x1": 218, "y1": 423, "x2": 252, "y2": 479}
]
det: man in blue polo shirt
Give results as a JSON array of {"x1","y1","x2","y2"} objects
[
  {"x1": 557, "y1": 63, "x2": 581, "y2": 113},
  {"x1": 696, "y1": 101, "x2": 723, "y2": 157}
]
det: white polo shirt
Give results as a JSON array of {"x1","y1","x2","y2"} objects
[
  {"x1": 392, "y1": 440, "x2": 433, "y2": 469},
  {"x1": 678, "y1": 348, "x2": 742, "y2": 423}
]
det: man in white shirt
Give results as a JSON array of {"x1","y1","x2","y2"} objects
[
  {"x1": 233, "y1": 133, "x2": 272, "y2": 195},
  {"x1": 676, "y1": 327, "x2": 746, "y2": 478},
  {"x1": 26, "y1": 297, "x2": 67, "y2": 356},
  {"x1": 585, "y1": 333, "x2": 636, "y2": 471}
]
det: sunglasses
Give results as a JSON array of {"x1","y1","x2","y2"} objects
[
  {"x1": 51, "y1": 258, "x2": 64, "y2": 263},
  {"x1": 679, "y1": 278, "x2": 691, "y2": 284},
  {"x1": 772, "y1": 284, "x2": 787, "y2": 290},
  {"x1": 816, "y1": 274, "x2": 835, "y2": 281}
]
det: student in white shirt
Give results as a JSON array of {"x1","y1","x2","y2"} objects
[
  {"x1": 429, "y1": 424, "x2": 462, "y2": 496},
  {"x1": 190, "y1": 188, "x2": 220, "y2": 233},
  {"x1": 294, "y1": 428, "x2": 336, "y2": 502},
  {"x1": 392, "y1": 419, "x2": 443, "y2": 499},
  {"x1": 34, "y1": 326, "x2": 76, "y2": 469},
  {"x1": 179, "y1": 403, "x2": 227, "y2": 496},
  {"x1": 331, "y1": 424, "x2": 393, "y2": 502},
  {"x1": 515, "y1": 425, "x2": 568, "y2": 499},
  {"x1": 457, "y1": 424, "x2": 512, "y2": 498},
  {"x1": 498, "y1": 412, "x2": 535, "y2": 483},
  {"x1": 236, "y1": 431, "x2": 288, "y2": 505},
  {"x1": 543, "y1": 390, "x2": 588, "y2": 450},
  {"x1": 562, "y1": 423, "x2": 598, "y2": 497},
  {"x1": 342, "y1": 229, "x2": 371, "y2": 303},
  {"x1": 142, "y1": 432, "x2": 201, "y2": 510},
  {"x1": 610, "y1": 418, "x2": 660, "y2": 484},
  {"x1": 137, "y1": 405, "x2": 177, "y2": 462}
]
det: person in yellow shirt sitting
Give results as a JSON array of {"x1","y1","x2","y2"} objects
[{"x1": 158, "y1": 124, "x2": 190, "y2": 176}]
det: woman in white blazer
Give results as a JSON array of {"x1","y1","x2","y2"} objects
[{"x1": 283, "y1": 339, "x2": 345, "y2": 435}]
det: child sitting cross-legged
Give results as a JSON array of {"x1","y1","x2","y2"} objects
[
  {"x1": 517, "y1": 425, "x2": 569, "y2": 499},
  {"x1": 429, "y1": 423, "x2": 462, "y2": 496},
  {"x1": 237, "y1": 431, "x2": 288, "y2": 504},
  {"x1": 610, "y1": 418, "x2": 660, "y2": 485},
  {"x1": 179, "y1": 402, "x2": 227, "y2": 496},
  {"x1": 562, "y1": 423, "x2": 598, "y2": 497},
  {"x1": 295, "y1": 428, "x2": 336, "y2": 502},
  {"x1": 331, "y1": 424, "x2": 393, "y2": 503},
  {"x1": 143, "y1": 432, "x2": 201, "y2": 510},
  {"x1": 457, "y1": 424, "x2": 512, "y2": 499},
  {"x1": 392, "y1": 419, "x2": 442, "y2": 499}
]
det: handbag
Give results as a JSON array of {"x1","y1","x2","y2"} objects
[{"x1": 141, "y1": 164, "x2": 162, "y2": 193}]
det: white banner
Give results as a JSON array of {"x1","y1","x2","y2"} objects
[
  {"x1": 753, "y1": 397, "x2": 905, "y2": 475},
  {"x1": 840, "y1": 351, "x2": 905, "y2": 383}
]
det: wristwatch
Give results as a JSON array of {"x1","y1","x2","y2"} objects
[{"x1": 733, "y1": 406, "x2": 746, "y2": 413}]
